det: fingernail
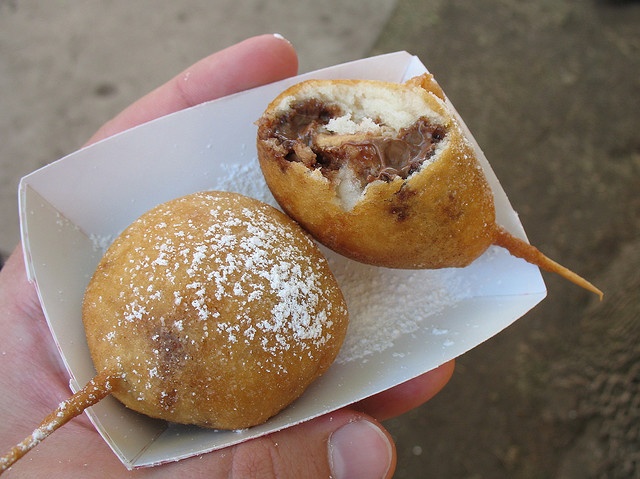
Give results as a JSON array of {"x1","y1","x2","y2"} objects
[
  {"x1": 328, "y1": 419, "x2": 394, "y2": 479},
  {"x1": 272, "y1": 33, "x2": 292, "y2": 45}
]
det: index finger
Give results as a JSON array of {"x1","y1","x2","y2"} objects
[{"x1": 87, "y1": 34, "x2": 298, "y2": 145}]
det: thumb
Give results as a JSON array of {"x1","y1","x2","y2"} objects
[
  {"x1": 168, "y1": 409, "x2": 396, "y2": 479},
  {"x1": 326, "y1": 412, "x2": 397, "y2": 479}
]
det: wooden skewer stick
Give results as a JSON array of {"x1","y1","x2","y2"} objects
[
  {"x1": 0, "y1": 370, "x2": 114, "y2": 475},
  {"x1": 493, "y1": 226, "x2": 604, "y2": 300}
]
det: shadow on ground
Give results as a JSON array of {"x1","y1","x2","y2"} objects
[{"x1": 371, "y1": 1, "x2": 640, "y2": 477}]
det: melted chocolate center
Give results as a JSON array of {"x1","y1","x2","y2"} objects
[{"x1": 268, "y1": 99, "x2": 446, "y2": 185}]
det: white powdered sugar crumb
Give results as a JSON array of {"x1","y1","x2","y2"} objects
[
  {"x1": 90, "y1": 233, "x2": 116, "y2": 252},
  {"x1": 329, "y1": 256, "x2": 471, "y2": 363},
  {"x1": 431, "y1": 327, "x2": 449, "y2": 336},
  {"x1": 208, "y1": 157, "x2": 277, "y2": 207}
]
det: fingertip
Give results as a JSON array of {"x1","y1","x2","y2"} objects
[
  {"x1": 176, "y1": 33, "x2": 298, "y2": 104},
  {"x1": 246, "y1": 33, "x2": 299, "y2": 78},
  {"x1": 272, "y1": 33, "x2": 291, "y2": 44}
]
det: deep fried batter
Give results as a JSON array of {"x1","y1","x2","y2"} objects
[{"x1": 256, "y1": 75, "x2": 602, "y2": 299}]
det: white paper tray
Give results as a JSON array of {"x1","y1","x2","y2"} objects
[{"x1": 19, "y1": 51, "x2": 546, "y2": 469}]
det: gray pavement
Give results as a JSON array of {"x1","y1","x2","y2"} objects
[
  {"x1": 2, "y1": 1, "x2": 639, "y2": 478},
  {"x1": 374, "y1": 1, "x2": 640, "y2": 477},
  {"x1": 0, "y1": 0, "x2": 397, "y2": 256}
]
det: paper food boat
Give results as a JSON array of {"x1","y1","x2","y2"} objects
[{"x1": 18, "y1": 52, "x2": 546, "y2": 469}]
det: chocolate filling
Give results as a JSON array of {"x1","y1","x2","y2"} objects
[{"x1": 265, "y1": 99, "x2": 446, "y2": 186}]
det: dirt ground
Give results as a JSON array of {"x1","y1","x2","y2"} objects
[{"x1": 373, "y1": 1, "x2": 640, "y2": 477}]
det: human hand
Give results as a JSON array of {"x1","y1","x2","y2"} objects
[{"x1": 0, "y1": 34, "x2": 454, "y2": 478}]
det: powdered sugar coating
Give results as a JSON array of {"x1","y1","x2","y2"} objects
[
  {"x1": 107, "y1": 194, "x2": 341, "y2": 349},
  {"x1": 83, "y1": 191, "x2": 348, "y2": 429}
]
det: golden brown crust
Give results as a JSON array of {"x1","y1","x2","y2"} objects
[
  {"x1": 257, "y1": 76, "x2": 496, "y2": 269},
  {"x1": 82, "y1": 191, "x2": 349, "y2": 429},
  {"x1": 256, "y1": 74, "x2": 602, "y2": 297},
  {"x1": 405, "y1": 73, "x2": 446, "y2": 101}
]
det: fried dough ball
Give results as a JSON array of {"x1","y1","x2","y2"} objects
[
  {"x1": 256, "y1": 74, "x2": 602, "y2": 299},
  {"x1": 1, "y1": 191, "x2": 348, "y2": 472},
  {"x1": 83, "y1": 191, "x2": 348, "y2": 429}
]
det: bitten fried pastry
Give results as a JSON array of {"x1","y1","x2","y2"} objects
[{"x1": 256, "y1": 74, "x2": 603, "y2": 299}]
